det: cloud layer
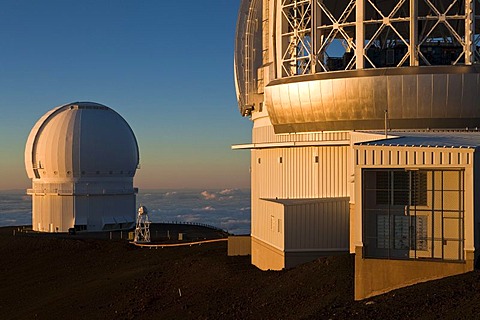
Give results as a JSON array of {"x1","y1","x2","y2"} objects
[{"x1": 1, "y1": 189, "x2": 252, "y2": 235}]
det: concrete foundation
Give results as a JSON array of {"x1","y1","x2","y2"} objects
[
  {"x1": 251, "y1": 236, "x2": 285, "y2": 270},
  {"x1": 354, "y1": 246, "x2": 475, "y2": 300}
]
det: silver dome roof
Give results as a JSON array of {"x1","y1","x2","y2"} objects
[{"x1": 25, "y1": 102, "x2": 139, "y2": 180}]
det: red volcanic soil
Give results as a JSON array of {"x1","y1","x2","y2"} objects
[{"x1": 1, "y1": 225, "x2": 480, "y2": 320}]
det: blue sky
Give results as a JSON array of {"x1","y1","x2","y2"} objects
[{"x1": 0, "y1": 0, "x2": 252, "y2": 190}]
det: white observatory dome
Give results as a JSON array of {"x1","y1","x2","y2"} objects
[
  {"x1": 25, "y1": 102, "x2": 140, "y2": 233},
  {"x1": 25, "y1": 102, "x2": 138, "y2": 180}
]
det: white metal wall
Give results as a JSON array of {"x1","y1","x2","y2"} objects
[
  {"x1": 31, "y1": 193, "x2": 135, "y2": 232},
  {"x1": 252, "y1": 146, "x2": 349, "y2": 198},
  {"x1": 251, "y1": 144, "x2": 350, "y2": 250},
  {"x1": 252, "y1": 200, "x2": 285, "y2": 250},
  {"x1": 75, "y1": 195, "x2": 136, "y2": 230},
  {"x1": 32, "y1": 195, "x2": 74, "y2": 232}
]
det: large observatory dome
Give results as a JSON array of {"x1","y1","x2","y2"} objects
[
  {"x1": 236, "y1": 0, "x2": 480, "y2": 132},
  {"x1": 25, "y1": 102, "x2": 139, "y2": 233},
  {"x1": 25, "y1": 102, "x2": 139, "y2": 180}
]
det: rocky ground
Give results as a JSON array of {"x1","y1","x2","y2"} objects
[{"x1": 1, "y1": 225, "x2": 479, "y2": 320}]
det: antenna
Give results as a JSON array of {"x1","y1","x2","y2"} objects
[{"x1": 384, "y1": 109, "x2": 388, "y2": 139}]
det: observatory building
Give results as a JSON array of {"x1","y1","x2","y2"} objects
[
  {"x1": 233, "y1": 0, "x2": 480, "y2": 299},
  {"x1": 25, "y1": 102, "x2": 139, "y2": 233}
]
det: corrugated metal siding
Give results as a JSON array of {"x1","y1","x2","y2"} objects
[
  {"x1": 252, "y1": 126, "x2": 350, "y2": 144},
  {"x1": 251, "y1": 145, "x2": 350, "y2": 248},
  {"x1": 75, "y1": 195, "x2": 136, "y2": 230},
  {"x1": 32, "y1": 193, "x2": 135, "y2": 232},
  {"x1": 355, "y1": 145, "x2": 474, "y2": 167},
  {"x1": 32, "y1": 195, "x2": 74, "y2": 232},
  {"x1": 252, "y1": 146, "x2": 349, "y2": 199},
  {"x1": 284, "y1": 198, "x2": 350, "y2": 251}
]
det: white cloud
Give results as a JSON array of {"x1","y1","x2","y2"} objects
[
  {"x1": 200, "y1": 191, "x2": 216, "y2": 200},
  {"x1": 193, "y1": 206, "x2": 216, "y2": 211},
  {"x1": 175, "y1": 214, "x2": 201, "y2": 222},
  {"x1": 219, "y1": 188, "x2": 238, "y2": 195}
]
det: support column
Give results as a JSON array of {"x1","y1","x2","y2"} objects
[
  {"x1": 276, "y1": 0, "x2": 284, "y2": 77},
  {"x1": 356, "y1": 0, "x2": 364, "y2": 69},
  {"x1": 269, "y1": 0, "x2": 277, "y2": 80},
  {"x1": 262, "y1": 0, "x2": 270, "y2": 85},
  {"x1": 465, "y1": 0, "x2": 475, "y2": 65},
  {"x1": 312, "y1": 0, "x2": 317, "y2": 73},
  {"x1": 409, "y1": 0, "x2": 418, "y2": 66}
]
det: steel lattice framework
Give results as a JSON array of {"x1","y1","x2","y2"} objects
[
  {"x1": 281, "y1": 0, "x2": 313, "y2": 76},
  {"x1": 134, "y1": 206, "x2": 151, "y2": 243},
  {"x1": 279, "y1": 0, "x2": 480, "y2": 76}
]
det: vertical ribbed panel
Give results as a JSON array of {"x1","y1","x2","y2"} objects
[
  {"x1": 73, "y1": 109, "x2": 82, "y2": 177},
  {"x1": 32, "y1": 194, "x2": 74, "y2": 232},
  {"x1": 251, "y1": 145, "x2": 350, "y2": 248},
  {"x1": 253, "y1": 146, "x2": 349, "y2": 200},
  {"x1": 284, "y1": 198, "x2": 350, "y2": 250},
  {"x1": 355, "y1": 145, "x2": 474, "y2": 168},
  {"x1": 252, "y1": 126, "x2": 350, "y2": 144}
]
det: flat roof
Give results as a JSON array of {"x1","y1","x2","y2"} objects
[
  {"x1": 261, "y1": 197, "x2": 349, "y2": 206},
  {"x1": 355, "y1": 131, "x2": 480, "y2": 149}
]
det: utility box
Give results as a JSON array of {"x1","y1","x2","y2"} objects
[{"x1": 228, "y1": 235, "x2": 251, "y2": 256}]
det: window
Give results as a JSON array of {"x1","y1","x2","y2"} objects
[
  {"x1": 363, "y1": 169, "x2": 464, "y2": 261},
  {"x1": 374, "y1": 171, "x2": 427, "y2": 206}
]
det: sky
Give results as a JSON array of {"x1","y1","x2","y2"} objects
[{"x1": 0, "y1": 0, "x2": 252, "y2": 190}]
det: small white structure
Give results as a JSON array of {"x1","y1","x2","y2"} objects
[
  {"x1": 134, "y1": 205, "x2": 151, "y2": 243},
  {"x1": 25, "y1": 102, "x2": 139, "y2": 232}
]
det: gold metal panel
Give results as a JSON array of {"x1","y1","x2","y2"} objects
[
  {"x1": 278, "y1": 83, "x2": 291, "y2": 124},
  {"x1": 446, "y1": 74, "x2": 463, "y2": 118},
  {"x1": 298, "y1": 81, "x2": 315, "y2": 123},
  {"x1": 357, "y1": 76, "x2": 372, "y2": 120},
  {"x1": 402, "y1": 74, "x2": 418, "y2": 119},
  {"x1": 417, "y1": 74, "x2": 433, "y2": 118},
  {"x1": 288, "y1": 84, "x2": 306, "y2": 124},
  {"x1": 308, "y1": 80, "x2": 326, "y2": 122},
  {"x1": 372, "y1": 76, "x2": 387, "y2": 120},
  {"x1": 346, "y1": 75, "x2": 361, "y2": 119},
  {"x1": 462, "y1": 74, "x2": 477, "y2": 118},
  {"x1": 320, "y1": 79, "x2": 335, "y2": 121},
  {"x1": 432, "y1": 74, "x2": 448, "y2": 118},
  {"x1": 387, "y1": 75, "x2": 403, "y2": 119},
  {"x1": 266, "y1": 67, "x2": 480, "y2": 132},
  {"x1": 332, "y1": 78, "x2": 349, "y2": 120},
  {"x1": 265, "y1": 85, "x2": 279, "y2": 124}
]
